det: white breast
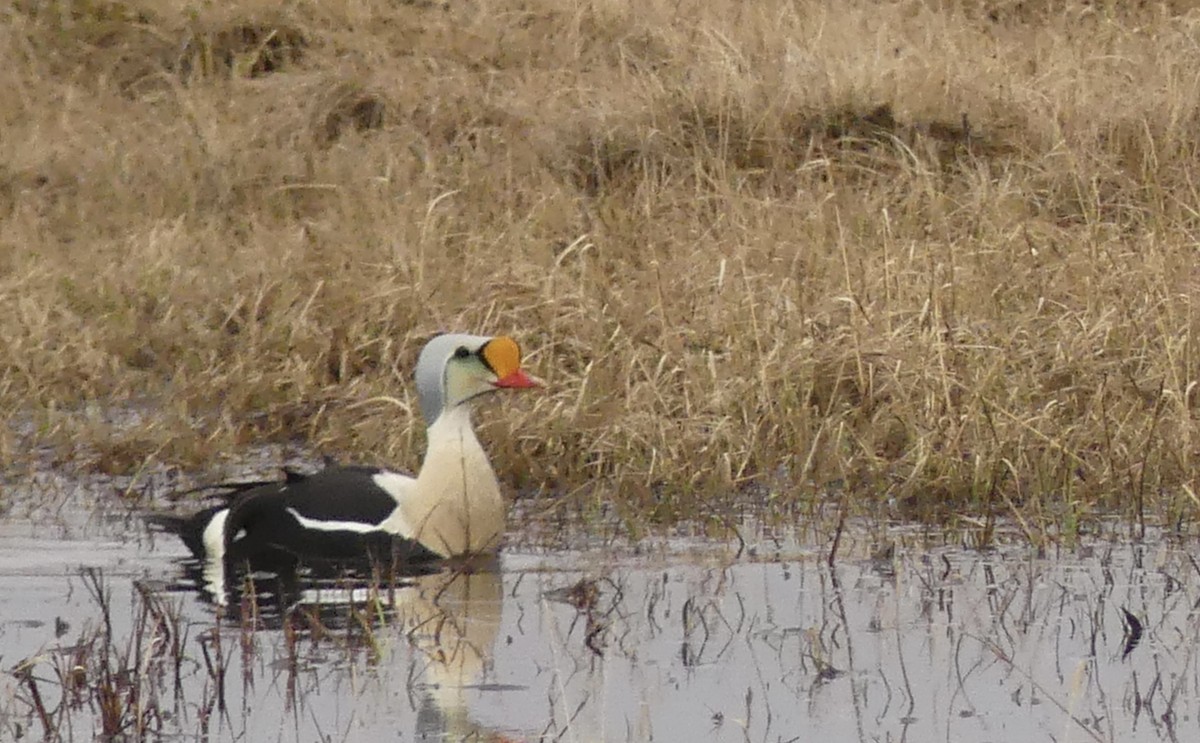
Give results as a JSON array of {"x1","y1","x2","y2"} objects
[{"x1": 398, "y1": 406, "x2": 506, "y2": 557}]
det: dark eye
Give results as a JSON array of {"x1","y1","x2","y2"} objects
[{"x1": 454, "y1": 346, "x2": 470, "y2": 359}]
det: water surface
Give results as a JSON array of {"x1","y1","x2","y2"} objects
[{"x1": 0, "y1": 463, "x2": 1197, "y2": 742}]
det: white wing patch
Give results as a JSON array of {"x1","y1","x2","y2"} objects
[
  {"x1": 202, "y1": 509, "x2": 230, "y2": 560},
  {"x1": 372, "y1": 470, "x2": 415, "y2": 502},
  {"x1": 372, "y1": 471, "x2": 415, "y2": 538},
  {"x1": 285, "y1": 508, "x2": 382, "y2": 534}
]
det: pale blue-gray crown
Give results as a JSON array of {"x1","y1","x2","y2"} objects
[{"x1": 414, "y1": 333, "x2": 491, "y2": 424}]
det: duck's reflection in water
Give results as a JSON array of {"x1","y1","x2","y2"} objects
[
  {"x1": 171, "y1": 554, "x2": 518, "y2": 741},
  {"x1": 397, "y1": 568, "x2": 514, "y2": 741}
]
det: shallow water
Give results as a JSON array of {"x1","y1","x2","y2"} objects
[{"x1": 1, "y1": 465, "x2": 1199, "y2": 742}]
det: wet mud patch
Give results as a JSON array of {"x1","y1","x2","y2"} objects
[{"x1": 1, "y1": 464, "x2": 1199, "y2": 741}]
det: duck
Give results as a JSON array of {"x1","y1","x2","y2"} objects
[{"x1": 162, "y1": 333, "x2": 540, "y2": 571}]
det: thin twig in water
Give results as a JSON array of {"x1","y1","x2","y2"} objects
[
  {"x1": 968, "y1": 632, "x2": 1105, "y2": 743},
  {"x1": 827, "y1": 505, "x2": 846, "y2": 568}
]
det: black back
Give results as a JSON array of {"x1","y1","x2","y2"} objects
[
  {"x1": 217, "y1": 466, "x2": 404, "y2": 560},
  {"x1": 231, "y1": 465, "x2": 399, "y2": 522}
]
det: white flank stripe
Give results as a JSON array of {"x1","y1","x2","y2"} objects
[
  {"x1": 202, "y1": 509, "x2": 230, "y2": 560},
  {"x1": 286, "y1": 508, "x2": 381, "y2": 534}
]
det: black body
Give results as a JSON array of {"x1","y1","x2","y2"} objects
[{"x1": 153, "y1": 465, "x2": 440, "y2": 565}]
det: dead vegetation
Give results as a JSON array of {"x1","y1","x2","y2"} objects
[
  {"x1": 1, "y1": 0, "x2": 1200, "y2": 535},
  {"x1": 8, "y1": 570, "x2": 188, "y2": 740},
  {"x1": 2, "y1": 566, "x2": 412, "y2": 740}
]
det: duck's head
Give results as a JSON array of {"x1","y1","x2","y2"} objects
[{"x1": 415, "y1": 333, "x2": 540, "y2": 424}]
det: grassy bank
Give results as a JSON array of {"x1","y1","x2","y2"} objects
[{"x1": 2, "y1": 0, "x2": 1199, "y2": 534}]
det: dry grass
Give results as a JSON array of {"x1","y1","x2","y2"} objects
[{"x1": 2, "y1": 0, "x2": 1200, "y2": 534}]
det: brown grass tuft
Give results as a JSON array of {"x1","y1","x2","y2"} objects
[{"x1": 2, "y1": 0, "x2": 1200, "y2": 536}]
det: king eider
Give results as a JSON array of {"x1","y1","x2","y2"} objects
[{"x1": 168, "y1": 333, "x2": 540, "y2": 569}]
